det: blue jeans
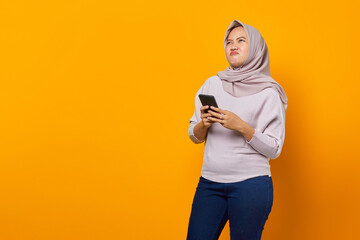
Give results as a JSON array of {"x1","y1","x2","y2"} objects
[{"x1": 186, "y1": 175, "x2": 273, "y2": 240}]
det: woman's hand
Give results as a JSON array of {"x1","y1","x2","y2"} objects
[
  {"x1": 205, "y1": 106, "x2": 255, "y2": 142},
  {"x1": 207, "y1": 106, "x2": 244, "y2": 132},
  {"x1": 200, "y1": 105, "x2": 215, "y2": 128}
]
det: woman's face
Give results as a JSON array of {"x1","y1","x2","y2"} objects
[{"x1": 225, "y1": 26, "x2": 249, "y2": 68}]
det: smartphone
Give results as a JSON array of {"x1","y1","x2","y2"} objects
[{"x1": 198, "y1": 94, "x2": 219, "y2": 113}]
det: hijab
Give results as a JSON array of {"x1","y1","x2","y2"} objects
[{"x1": 216, "y1": 20, "x2": 288, "y2": 112}]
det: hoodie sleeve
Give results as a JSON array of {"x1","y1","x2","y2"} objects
[{"x1": 245, "y1": 91, "x2": 286, "y2": 159}]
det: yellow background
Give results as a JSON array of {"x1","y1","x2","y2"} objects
[{"x1": 1, "y1": 0, "x2": 359, "y2": 239}]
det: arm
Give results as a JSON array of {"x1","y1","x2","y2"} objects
[
  {"x1": 188, "y1": 106, "x2": 214, "y2": 144},
  {"x1": 193, "y1": 121, "x2": 209, "y2": 141},
  {"x1": 208, "y1": 91, "x2": 286, "y2": 159},
  {"x1": 245, "y1": 93, "x2": 286, "y2": 159},
  {"x1": 188, "y1": 80, "x2": 214, "y2": 144},
  {"x1": 238, "y1": 122, "x2": 255, "y2": 142},
  {"x1": 189, "y1": 121, "x2": 207, "y2": 143}
]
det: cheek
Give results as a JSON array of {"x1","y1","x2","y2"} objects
[
  {"x1": 238, "y1": 46, "x2": 247, "y2": 52},
  {"x1": 240, "y1": 46, "x2": 249, "y2": 55},
  {"x1": 225, "y1": 47, "x2": 231, "y2": 55}
]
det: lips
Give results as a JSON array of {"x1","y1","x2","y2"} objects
[{"x1": 230, "y1": 52, "x2": 238, "y2": 55}]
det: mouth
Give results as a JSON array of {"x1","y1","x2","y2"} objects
[{"x1": 230, "y1": 52, "x2": 238, "y2": 56}]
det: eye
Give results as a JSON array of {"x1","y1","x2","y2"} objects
[{"x1": 226, "y1": 40, "x2": 245, "y2": 45}]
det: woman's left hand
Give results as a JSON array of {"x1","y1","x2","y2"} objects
[{"x1": 207, "y1": 106, "x2": 245, "y2": 132}]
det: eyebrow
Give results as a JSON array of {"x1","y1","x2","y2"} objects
[{"x1": 227, "y1": 37, "x2": 246, "y2": 41}]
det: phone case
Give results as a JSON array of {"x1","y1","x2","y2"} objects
[{"x1": 198, "y1": 94, "x2": 219, "y2": 113}]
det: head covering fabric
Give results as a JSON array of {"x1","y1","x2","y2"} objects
[{"x1": 216, "y1": 20, "x2": 288, "y2": 111}]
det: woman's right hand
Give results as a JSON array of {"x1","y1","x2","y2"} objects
[
  {"x1": 192, "y1": 106, "x2": 213, "y2": 141},
  {"x1": 200, "y1": 105, "x2": 214, "y2": 128}
]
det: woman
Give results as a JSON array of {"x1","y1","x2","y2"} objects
[{"x1": 186, "y1": 20, "x2": 288, "y2": 240}]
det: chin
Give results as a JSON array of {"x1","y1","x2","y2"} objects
[
  {"x1": 228, "y1": 59, "x2": 242, "y2": 67},
  {"x1": 230, "y1": 63, "x2": 242, "y2": 68}
]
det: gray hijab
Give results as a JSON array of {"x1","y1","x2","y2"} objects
[{"x1": 216, "y1": 20, "x2": 288, "y2": 111}]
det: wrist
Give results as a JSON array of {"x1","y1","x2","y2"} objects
[
  {"x1": 236, "y1": 121, "x2": 254, "y2": 139},
  {"x1": 236, "y1": 121, "x2": 246, "y2": 134},
  {"x1": 200, "y1": 120, "x2": 209, "y2": 129},
  {"x1": 242, "y1": 124, "x2": 255, "y2": 142}
]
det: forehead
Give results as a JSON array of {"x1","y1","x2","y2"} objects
[{"x1": 227, "y1": 27, "x2": 247, "y2": 39}]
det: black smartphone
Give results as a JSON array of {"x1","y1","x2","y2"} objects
[{"x1": 198, "y1": 94, "x2": 219, "y2": 113}]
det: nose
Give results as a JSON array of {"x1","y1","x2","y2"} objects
[{"x1": 230, "y1": 45, "x2": 238, "y2": 50}]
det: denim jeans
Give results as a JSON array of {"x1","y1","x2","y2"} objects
[{"x1": 186, "y1": 175, "x2": 273, "y2": 240}]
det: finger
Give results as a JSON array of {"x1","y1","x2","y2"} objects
[
  {"x1": 203, "y1": 118, "x2": 214, "y2": 123},
  {"x1": 200, "y1": 105, "x2": 209, "y2": 111},
  {"x1": 210, "y1": 106, "x2": 225, "y2": 114},
  {"x1": 207, "y1": 116, "x2": 225, "y2": 124},
  {"x1": 208, "y1": 110, "x2": 223, "y2": 119},
  {"x1": 201, "y1": 112, "x2": 212, "y2": 118}
]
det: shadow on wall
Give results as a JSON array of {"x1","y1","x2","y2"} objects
[{"x1": 263, "y1": 71, "x2": 315, "y2": 239}]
